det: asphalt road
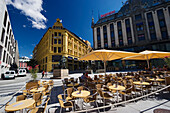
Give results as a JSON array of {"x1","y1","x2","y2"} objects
[{"x1": 0, "y1": 73, "x2": 32, "y2": 95}]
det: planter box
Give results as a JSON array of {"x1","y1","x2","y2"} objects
[
  {"x1": 53, "y1": 69, "x2": 69, "y2": 78},
  {"x1": 85, "y1": 69, "x2": 93, "y2": 74}
]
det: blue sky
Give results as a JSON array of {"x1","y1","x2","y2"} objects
[{"x1": 6, "y1": 0, "x2": 126, "y2": 58}]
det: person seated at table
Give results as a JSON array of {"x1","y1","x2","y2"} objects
[{"x1": 81, "y1": 72, "x2": 91, "y2": 81}]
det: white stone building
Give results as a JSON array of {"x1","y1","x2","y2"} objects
[{"x1": 0, "y1": 0, "x2": 19, "y2": 78}]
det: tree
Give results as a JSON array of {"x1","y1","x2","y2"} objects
[
  {"x1": 10, "y1": 63, "x2": 18, "y2": 72},
  {"x1": 27, "y1": 59, "x2": 38, "y2": 68}
]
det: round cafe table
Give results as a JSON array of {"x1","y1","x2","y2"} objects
[
  {"x1": 109, "y1": 85, "x2": 125, "y2": 91},
  {"x1": 109, "y1": 85, "x2": 125, "y2": 102},
  {"x1": 5, "y1": 99, "x2": 35, "y2": 112},
  {"x1": 149, "y1": 78, "x2": 165, "y2": 82},
  {"x1": 125, "y1": 76, "x2": 134, "y2": 79},
  {"x1": 72, "y1": 90, "x2": 90, "y2": 98},
  {"x1": 133, "y1": 81, "x2": 150, "y2": 85},
  {"x1": 67, "y1": 83, "x2": 79, "y2": 87},
  {"x1": 72, "y1": 90, "x2": 90, "y2": 110},
  {"x1": 30, "y1": 87, "x2": 46, "y2": 93}
]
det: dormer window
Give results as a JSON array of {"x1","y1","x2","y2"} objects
[{"x1": 53, "y1": 26, "x2": 62, "y2": 29}]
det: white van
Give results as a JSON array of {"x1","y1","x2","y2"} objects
[
  {"x1": 2, "y1": 71, "x2": 17, "y2": 79},
  {"x1": 17, "y1": 69, "x2": 27, "y2": 76}
]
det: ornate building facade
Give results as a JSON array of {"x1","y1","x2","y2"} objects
[
  {"x1": 92, "y1": 0, "x2": 170, "y2": 52},
  {"x1": 92, "y1": 0, "x2": 170, "y2": 70},
  {"x1": 33, "y1": 19, "x2": 92, "y2": 72}
]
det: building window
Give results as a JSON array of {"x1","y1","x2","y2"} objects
[
  {"x1": 150, "y1": 33, "x2": 156, "y2": 40},
  {"x1": 46, "y1": 57, "x2": 47, "y2": 63},
  {"x1": 135, "y1": 14, "x2": 142, "y2": 20},
  {"x1": 97, "y1": 27, "x2": 101, "y2": 48},
  {"x1": 117, "y1": 21, "x2": 123, "y2": 46},
  {"x1": 3, "y1": 50, "x2": 6, "y2": 62},
  {"x1": 161, "y1": 31, "x2": 168, "y2": 39},
  {"x1": 138, "y1": 34, "x2": 145, "y2": 41},
  {"x1": 58, "y1": 39, "x2": 61, "y2": 44},
  {"x1": 54, "y1": 47, "x2": 57, "y2": 53},
  {"x1": 103, "y1": 25, "x2": 108, "y2": 48},
  {"x1": 128, "y1": 38, "x2": 132, "y2": 44},
  {"x1": 111, "y1": 42, "x2": 115, "y2": 47},
  {"x1": 104, "y1": 33, "x2": 107, "y2": 39},
  {"x1": 54, "y1": 32, "x2": 57, "y2": 36},
  {"x1": 157, "y1": 9, "x2": 164, "y2": 17},
  {"x1": 147, "y1": 12, "x2": 152, "y2": 19},
  {"x1": 136, "y1": 22, "x2": 144, "y2": 31},
  {"x1": 3, "y1": 11, "x2": 7, "y2": 27},
  {"x1": 7, "y1": 22, "x2": 10, "y2": 34},
  {"x1": 58, "y1": 47, "x2": 61, "y2": 53},
  {"x1": 5, "y1": 36, "x2": 8, "y2": 47},
  {"x1": 117, "y1": 21, "x2": 121, "y2": 28},
  {"x1": 1, "y1": 28, "x2": 5, "y2": 43},
  {"x1": 52, "y1": 55, "x2": 62, "y2": 62},
  {"x1": 110, "y1": 23, "x2": 114, "y2": 30},
  {"x1": 0, "y1": 46, "x2": 2, "y2": 60},
  {"x1": 159, "y1": 20, "x2": 166, "y2": 27},
  {"x1": 119, "y1": 40, "x2": 123, "y2": 46},
  {"x1": 6, "y1": 53, "x2": 8, "y2": 63},
  {"x1": 58, "y1": 32, "x2": 61, "y2": 36},
  {"x1": 110, "y1": 23, "x2": 115, "y2": 47},
  {"x1": 169, "y1": 7, "x2": 170, "y2": 15},
  {"x1": 54, "y1": 39, "x2": 57, "y2": 44}
]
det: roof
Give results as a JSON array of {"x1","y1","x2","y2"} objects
[
  {"x1": 94, "y1": 0, "x2": 169, "y2": 26},
  {"x1": 63, "y1": 28, "x2": 88, "y2": 46}
]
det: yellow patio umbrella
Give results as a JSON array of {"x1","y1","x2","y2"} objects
[
  {"x1": 122, "y1": 50, "x2": 170, "y2": 69},
  {"x1": 79, "y1": 49, "x2": 138, "y2": 74}
]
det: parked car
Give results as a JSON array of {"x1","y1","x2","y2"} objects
[
  {"x1": 1, "y1": 70, "x2": 17, "y2": 79},
  {"x1": 17, "y1": 69, "x2": 27, "y2": 76}
]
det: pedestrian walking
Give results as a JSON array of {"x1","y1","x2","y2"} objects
[
  {"x1": 42, "y1": 71, "x2": 45, "y2": 78},
  {"x1": 45, "y1": 72, "x2": 47, "y2": 77}
]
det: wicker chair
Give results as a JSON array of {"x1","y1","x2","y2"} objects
[
  {"x1": 97, "y1": 89, "x2": 114, "y2": 112},
  {"x1": 27, "y1": 97, "x2": 50, "y2": 113},
  {"x1": 83, "y1": 89, "x2": 100, "y2": 113},
  {"x1": 16, "y1": 95, "x2": 26, "y2": 102},
  {"x1": 33, "y1": 93, "x2": 43, "y2": 106},
  {"x1": 58, "y1": 94, "x2": 74, "y2": 113}
]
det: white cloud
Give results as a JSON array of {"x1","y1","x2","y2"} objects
[
  {"x1": 23, "y1": 25, "x2": 26, "y2": 27},
  {"x1": 30, "y1": 54, "x2": 33, "y2": 57},
  {"x1": 6, "y1": 0, "x2": 47, "y2": 29},
  {"x1": 31, "y1": 43, "x2": 36, "y2": 46}
]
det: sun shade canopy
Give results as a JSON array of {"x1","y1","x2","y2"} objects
[{"x1": 79, "y1": 49, "x2": 138, "y2": 61}]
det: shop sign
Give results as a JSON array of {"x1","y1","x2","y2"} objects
[{"x1": 101, "y1": 10, "x2": 115, "y2": 18}]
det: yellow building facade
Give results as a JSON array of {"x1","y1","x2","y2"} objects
[{"x1": 33, "y1": 19, "x2": 92, "y2": 72}]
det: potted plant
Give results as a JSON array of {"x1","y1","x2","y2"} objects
[
  {"x1": 28, "y1": 65, "x2": 39, "y2": 82},
  {"x1": 164, "y1": 56, "x2": 170, "y2": 68}
]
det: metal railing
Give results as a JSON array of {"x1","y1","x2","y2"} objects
[
  {"x1": 0, "y1": 82, "x2": 27, "y2": 109},
  {"x1": 71, "y1": 85, "x2": 170, "y2": 113}
]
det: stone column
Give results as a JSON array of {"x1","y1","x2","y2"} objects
[
  {"x1": 114, "y1": 22, "x2": 119, "y2": 46},
  {"x1": 100, "y1": 26, "x2": 104, "y2": 48},
  {"x1": 122, "y1": 20, "x2": 128, "y2": 45},
  {"x1": 129, "y1": 17, "x2": 135, "y2": 43},
  {"x1": 144, "y1": 12, "x2": 151, "y2": 41},
  {"x1": 94, "y1": 27, "x2": 97, "y2": 49},
  {"x1": 152, "y1": 11, "x2": 162, "y2": 40},
  {"x1": 107, "y1": 24, "x2": 111, "y2": 48},
  {"x1": 163, "y1": 8, "x2": 170, "y2": 38},
  {"x1": 63, "y1": 32, "x2": 68, "y2": 54},
  {"x1": 72, "y1": 38, "x2": 74, "y2": 55}
]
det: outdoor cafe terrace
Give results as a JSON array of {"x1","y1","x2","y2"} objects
[{"x1": 0, "y1": 71, "x2": 170, "y2": 113}]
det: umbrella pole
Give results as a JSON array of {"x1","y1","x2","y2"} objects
[
  {"x1": 104, "y1": 61, "x2": 106, "y2": 75},
  {"x1": 147, "y1": 56, "x2": 150, "y2": 69}
]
